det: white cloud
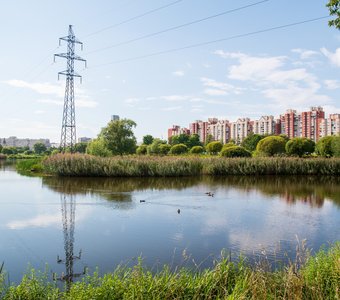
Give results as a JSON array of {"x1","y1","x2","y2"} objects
[
  {"x1": 4, "y1": 79, "x2": 64, "y2": 97},
  {"x1": 215, "y1": 50, "x2": 331, "y2": 108},
  {"x1": 321, "y1": 47, "x2": 340, "y2": 67},
  {"x1": 291, "y1": 48, "x2": 319, "y2": 60},
  {"x1": 161, "y1": 95, "x2": 192, "y2": 101},
  {"x1": 7, "y1": 213, "x2": 60, "y2": 229},
  {"x1": 124, "y1": 97, "x2": 140, "y2": 104},
  {"x1": 4, "y1": 79, "x2": 97, "y2": 108},
  {"x1": 38, "y1": 98, "x2": 97, "y2": 108},
  {"x1": 172, "y1": 70, "x2": 184, "y2": 77},
  {"x1": 201, "y1": 77, "x2": 243, "y2": 96},
  {"x1": 324, "y1": 80, "x2": 340, "y2": 90},
  {"x1": 162, "y1": 106, "x2": 182, "y2": 111},
  {"x1": 38, "y1": 99, "x2": 63, "y2": 106},
  {"x1": 204, "y1": 89, "x2": 228, "y2": 96},
  {"x1": 34, "y1": 110, "x2": 45, "y2": 115}
]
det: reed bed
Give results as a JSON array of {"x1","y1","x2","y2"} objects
[
  {"x1": 43, "y1": 154, "x2": 340, "y2": 177},
  {"x1": 1, "y1": 243, "x2": 339, "y2": 299}
]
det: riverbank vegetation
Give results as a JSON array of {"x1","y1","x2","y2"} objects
[
  {"x1": 42, "y1": 154, "x2": 340, "y2": 177},
  {"x1": 0, "y1": 242, "x2": 339, "y2": 299}
]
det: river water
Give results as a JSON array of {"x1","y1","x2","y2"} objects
[{"x1": 0, "y1": 161, "x2": 339, "y2": 283}]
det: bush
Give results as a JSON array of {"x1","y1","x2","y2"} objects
[
  {"x1": 206, "y1": 141, "x2": 223, "y2": 155},
  {"x1": 158, "y1": 144, "x2": 171, "y2": 155},
  {"x1": 256, "y1": 136, "x2": 286, "y2": 157},
  {"x1": 136, "y1": 144, "x2": 148, "y2": 155},
  {"x1": 285, "y1": 138, "x2": 315, "y2": 157},
  {"x1": 331, "y1": 136, "x2": 340, "y2": 157},
  {"x1": 221, "y1": 142, "x2": 235, "y2": 151},
  {"x1": 169, "y1": 144, "x2": 188, "y2": 155},
  {"x1": 190, "y1": 146, "x2": 205, "y2": 154},
  {"x1": 220, "y1": 146, "x2": 251, "y2": 157},
  {"x1": 316, "y1": 136, "x2": 335, "y2": 157}
]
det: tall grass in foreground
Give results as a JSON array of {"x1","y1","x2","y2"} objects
[
  {"x1": 1, "y1": 243, "x2": 339, "y2": 299},
  {"x1": 43, "y1": 154, "x2": 340, "y2": 177}
]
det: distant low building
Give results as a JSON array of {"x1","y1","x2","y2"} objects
[
  {"x1": 78, "y1": 137, "x2": 92, "y2": 143},
  {"x1": 0, "y1": 136, "x2": 51, "y2": 150},
  {"x1": 111, "y1": 115, "x2": 120, "y2": 121}
]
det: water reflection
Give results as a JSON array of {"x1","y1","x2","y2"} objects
[
  {"x1": 54, "y1": 194, "x2": 85, "y2": 290},
  {"x1": 42, "y1": 175, "x2": 340, "y2": 209}
]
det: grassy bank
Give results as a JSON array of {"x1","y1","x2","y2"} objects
[
  {"x1": 42, "y1": 153, "x2": 340, "y2": 177},
  {"x1": 1, "y1": 243, "x2": 339, "y2": 299}
]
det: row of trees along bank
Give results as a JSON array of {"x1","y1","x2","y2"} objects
[{"x1": 84, "y1": 119, "x2": 340, "y2": 158}]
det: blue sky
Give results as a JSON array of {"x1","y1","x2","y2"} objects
[{"x1": 0, "y1": 0, "x2": 339, "y2": 143}]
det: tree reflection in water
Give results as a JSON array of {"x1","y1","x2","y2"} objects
[{"x1": 42, "y1": 175, "x2": 340, "y2": 209}]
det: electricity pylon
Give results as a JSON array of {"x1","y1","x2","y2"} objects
[{"x1": 54, "y1": 25, "x2": 86, "y2": 152}]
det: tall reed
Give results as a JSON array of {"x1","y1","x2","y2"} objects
[{"x1": 43, "y1": 154, "x2": 340, "y2": 177}]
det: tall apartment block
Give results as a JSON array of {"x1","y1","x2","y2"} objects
[
  {"x1": 280, "y1": 109, "x2": 300, "y2": 139},
  {"x1": 207, "y1": 118, "x2": 230, "y2": 143},
  {"x1": 168, "y1": 125, "x2": 190, "y2": 140},
  {"x1": 189, "y1": 120, "x2": 209, "y2": 144},
  {"x1": 300, "y1": 107, "x2": 324, "y2": 142},
  {"x1": 230, "y1": 118, "x2": 253, "y2": 144},
  {"x1": 253, "y1": 115, "x2": 277, "y2": 136},
  {"x1": 320, "y1": 114, "x2": 340, "y2": 137}
]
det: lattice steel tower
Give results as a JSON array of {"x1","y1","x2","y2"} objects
[{"x1": 54, "y1": 25, "x2": 86, "y2": 152}]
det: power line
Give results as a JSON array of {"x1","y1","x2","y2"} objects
[
  {"x1": 86, "y1": 0, "x2": 270, "y2": 55},
  {"x1": 89, "y1": 16, "x2": 329, "y2": 69},
  {"x1": 83, "y1": 0, "x2": 185, "y2": 39}
]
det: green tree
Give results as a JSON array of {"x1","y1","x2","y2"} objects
[
  {"x1": 206, "y1": 141, "x2": 223, "y2": 155},
  {"x1": 147, "y1": 138, "x2": 167, "y2": 155},
  {"x1": 187, "y1": 134, "x2": 202, "y2": 148},
  {"x1": 169, "y1": 144, "x2": 188, "y2": 155},
  {"x1": 99, "y1": 119, "x2": 137, "y2": 155},
  {"x1": 241, "y1": 134, "x2": 264, "y2": 152},
  {"x1": 256, "y1": 136, "x2": 286, "y2": 157},
  {"x1": 86, "y1": 138, "x2": 112, "y2": 157},
  {"x1": 143, "y1": 135, "x2": 154, "y2": 145},
  {"x1": 1, "y1": 147, "x2": 16, "y2": 155},
  {"x1": 331, "y1": 136, "x2": 340, "y2": 157},
  {"x1": 170, "y1": 134, "x2": 190, "y2": 146},
  {"x1": 0, "y1": 144, "x2": 2, "y2": 153},
  {"x1": 316, "y1": 136, "x2": 335, "y2": 157},
  {"x1": 285, "y1": 138, "x2": 315, "y2": 157},
  {"x1": 220, "y1": 146, "x2": 251, "y2": 158},
  {"x1": 33, "y1": 142, "x2": 47, "y2": 155},
  {"x1": 189, "y1": 145, "x2": 204, "y2": 154},
  {"x1": 74, "y1": 142, "x2": 88, "y2": 153},
  {"x1": 136, "y1": 144, "x2": 148, "y2": 155},
  {"x1": 327, "y1": 0, "x2": 340, "y2": 29}
]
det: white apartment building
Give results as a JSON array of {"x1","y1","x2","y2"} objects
[
  {"x1": 230, "y1": 118, "x2": 252, "y2": 144},
  {"x1": 320, "y1": 114, "x2": 340, "y2": 137},
  {"x1": 207, "y1": 119, "x2": 230, "y2": 143},
  {"x1": 253, "y1": 116, "x2": 276, "y2": 135},
  {"x1": 0, "y1": 136, "x2": 51, "y2": 150}
]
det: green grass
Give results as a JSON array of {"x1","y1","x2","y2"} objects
[
  {"x1": 43, "y1": 153, "x2": 340, "y2": 177},
  {"x1": 15, "y1": 158, "x2": 44, "y2": 174},
  {"x1": 0, "y1": 243, "x2": 339, "y2": 299}
]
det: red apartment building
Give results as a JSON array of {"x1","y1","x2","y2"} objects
[{"x1": 300, "y1": 107, "x2": 324, "y2": 142}]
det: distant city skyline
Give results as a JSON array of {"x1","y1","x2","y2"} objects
[{"x1": 0, "y1": 0, "x2": 339, "y2": 143}]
